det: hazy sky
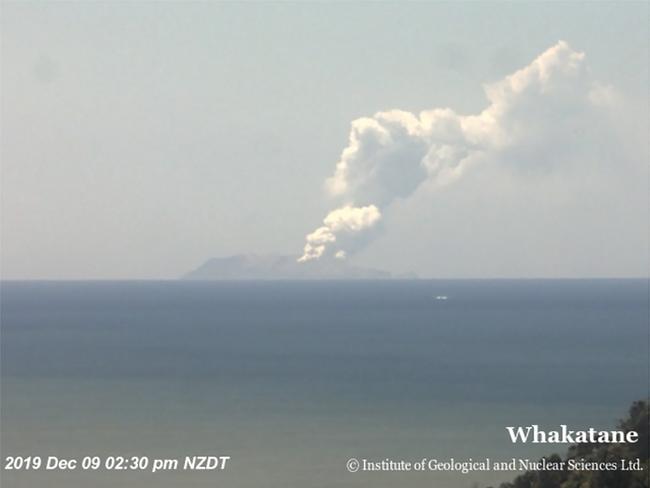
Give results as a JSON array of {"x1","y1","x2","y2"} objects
[{"x1": 2, "y1": 2, "x2": 648, "y2": 279}]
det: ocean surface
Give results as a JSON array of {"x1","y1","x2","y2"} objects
[{"x1": 1, "y1": 280, "x2": 647, "y2": 488}]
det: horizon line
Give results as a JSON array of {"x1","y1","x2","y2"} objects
[{"x1": 1, "y1": 277, "x2": 648, "y2": 282}]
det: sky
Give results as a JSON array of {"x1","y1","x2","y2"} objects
[{"x1": 1, "y1": 1, "x2": 648, "y2": 279}]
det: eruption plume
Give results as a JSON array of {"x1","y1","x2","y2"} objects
[{"x1": 298, "y1": 41, "x2": 616, "y2": 262}]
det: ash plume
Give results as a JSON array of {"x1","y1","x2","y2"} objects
[{"x1": 298, "y1": 41, "x2": 617, "y2": 262}]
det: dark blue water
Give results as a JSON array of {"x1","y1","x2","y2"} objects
[{"x1": 1, "y1": 280, "x2": 647, "y2": 488}]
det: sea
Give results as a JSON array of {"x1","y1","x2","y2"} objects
[{"x1": 1, "y1": 279, "x2": 647, "y2": 488}]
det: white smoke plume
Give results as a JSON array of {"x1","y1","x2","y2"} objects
[{"x1": 298, "y1": 41, "x2": 617, "y2": 262}]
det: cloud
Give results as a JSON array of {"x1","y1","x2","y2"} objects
[{"x1": 298, "y1": 41, "x2": 619, "y2": 262}]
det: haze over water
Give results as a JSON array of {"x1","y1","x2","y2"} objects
[{"x1": 1, "y1": 279, "x2": 647, "y2": 487}]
